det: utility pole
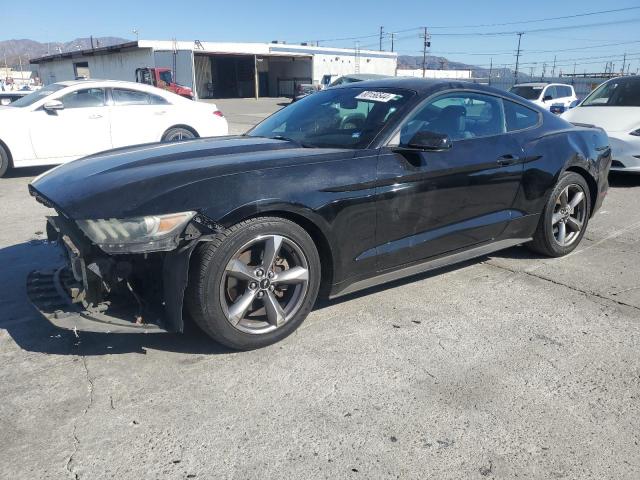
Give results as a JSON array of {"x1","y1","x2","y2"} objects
[
  {"x1": 514, "y1": 32, "x2": 523, "y2": 81},
  {"x1": 551, "y1": 55, "x2": 556, "y2": 77},
  {"x1": 488, "y1": 58, "x2": 493, "y2": 85},
  {"x1": 621, "y1": 53, "x2": 627, "y2": 75},
  {"x1": 90, "y1": 35, "x2": 95, "y2": 49},
  {"x1": 541, "y1": 62, "x2": 547, "y2": 80},
  {"x1": 379, "y1": 26, "x2": 384, "y2": 51},
  {"x1": 390, "y1": 33, "x2": 395, "y2": 52},
  {"x1": 420, "y1": 27, "x2": 431, "y2": 78}
]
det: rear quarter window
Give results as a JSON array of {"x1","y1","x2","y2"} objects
[{"x1": 504, "y1": 100, "x2": 540, "y2": 132}]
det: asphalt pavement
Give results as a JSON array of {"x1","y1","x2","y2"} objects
[{"x1": 1, "y1": 100, "x2": 639, "y2": 479}]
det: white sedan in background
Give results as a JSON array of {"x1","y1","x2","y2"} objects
[
  {"x1": 562, "y1": 76, "x2": 640, "y2": 173},
  {"x1": 0, "y1": 80, "x2": 228, "y2": 177}
]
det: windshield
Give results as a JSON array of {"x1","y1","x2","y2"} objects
[
  {"x1": 248, "y1": 87, "x2": 414, "y2": 149},
  {"x1": 159, "y1": 70, "x2": 173, "y2": 84},
  {"x1": 9, "y1": 84, "x2": 65, "y2": 108},
  {"x1": 509, "y1": 85, "x2": 544, "y2": 100},
  {"x1": 582, "y1": 78, "x2": 640, "y2": 107}
]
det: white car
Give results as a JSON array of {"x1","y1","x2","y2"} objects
[
  {"x1": 509, "y1": 83, "x2": 577, "y2": 111},
  {"x1": 562, "y1": 76, "x2": 640, "y2": 173},
  {"x1": 0, "y1": 80, "x2": 228, "y2": 177}
]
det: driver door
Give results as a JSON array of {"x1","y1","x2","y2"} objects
[
  {"x1": 29, "y1": 87, "x2": 111, "y2": 162},
  {"x1": 374, "y1": 91, "x2": 524, "y2": 271}
]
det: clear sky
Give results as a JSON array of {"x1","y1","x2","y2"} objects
[{"x1": 3, "y1": 0, "x2": 640, "y2": 75}]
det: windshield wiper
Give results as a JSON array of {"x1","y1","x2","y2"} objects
[{"x1": 269, "y1": 135, "x2": 314, "y2": 148}]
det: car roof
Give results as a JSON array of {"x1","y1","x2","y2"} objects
[
  {"x1": 340, "y1": 73, "x2": 391, "y2": 81},
  {"x1": 53, "y1": 79, "x2": 171, "y2": 94}
]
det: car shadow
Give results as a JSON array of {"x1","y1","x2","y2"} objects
[
  {"x1": 0, "y1": 241, "x2": 234, "y2": 357},
  {"x1": 5, "y1": 166, "x2": 53, "y2": 179},
  {"x1": 609, "y1": 172, "x2": 640, "y2": 188},
  {"x1": 315, "y1": 245, "x2": 535, "y2": 310},
  {"x1": 2, "y1": 239, "x2": 539, "y2": 356}
]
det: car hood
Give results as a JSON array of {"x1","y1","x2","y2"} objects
[
  {"x1": 562, "y1": 106, "x2": 640, "y2": 132},
  {"x1": 30, "y1": 135, "x2": 352, "y2": 219}
]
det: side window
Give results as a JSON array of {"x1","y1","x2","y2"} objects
[
  {"x1": 504, "y1": 100, "x2": 540, "y2": 132},
  {"x1": 112, "y1": 88, "x2": 150, "y2": 106},
  {"x1": 399, "y1": 92, "x2": 506, "y2": 144},
  {"x1": 544, "y1": 86, "x2": 557, "y2": 100},
  {"x1": 149, "y1": 93, "x2": 169, "y2": 105},
  {"x1": 60, "y1": 88, "x2": 105, "y2": 109}
]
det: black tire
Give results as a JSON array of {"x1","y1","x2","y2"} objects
[
  {"x1": 161, "y1": 127, "x2": 196, "y2": 142},
  {"x1": 185, "y1": 217, "x2": 321, "y2": 350},
  {"x1": 0, "y1": 144, "x2": 10, "y2": 178},
  {"x1": 527, "y1": 171, "x2": 591, "y2": 257}
]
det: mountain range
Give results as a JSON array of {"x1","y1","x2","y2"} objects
[{"x1": 0, "y1": 37, "x2": 129, "y2": 68}]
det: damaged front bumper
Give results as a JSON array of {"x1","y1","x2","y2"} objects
[{"x1": 27, "y1": 207, "x2": 221, "y2": 334}]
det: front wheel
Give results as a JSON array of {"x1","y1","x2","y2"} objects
[
  {"x1": 527, "y1": 171, "x2": 591, "y2": 257},
  {"x1": 186, "y1": 217, "x2": 321, "y2": 350}
]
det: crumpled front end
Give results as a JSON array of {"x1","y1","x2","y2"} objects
[{"x1": 27, "y1": 186, "x2": 221, "y2": 334}]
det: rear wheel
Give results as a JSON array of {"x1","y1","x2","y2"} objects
[
  {"x1": 0, "y1": 144, "x2": 10, "y2": 178},
  {"x1": 527, "y1": 171, "x2": 591, "y2": 257},
  {"x1": 161, "y1": 127, "x2": 196, "y2": 142},
  {"x1": 186, "y1": 217, "x2": 321, "y2": 350}
]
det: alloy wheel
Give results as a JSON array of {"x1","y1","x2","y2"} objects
[
  {"x1": 220, "y1": 234, "x2": 310, "y2": 334},
  {"x1": 551, "y1": 183, "x2": 587, "y2": 247}
]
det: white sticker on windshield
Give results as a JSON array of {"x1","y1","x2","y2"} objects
[{"x1": 355, "y1": 91, "x2": 400, "y2": 103}]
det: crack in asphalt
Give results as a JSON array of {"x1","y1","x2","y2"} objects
[
  {"x1": 65, "y1": 355, "x2": 94, "y2": 480},
  {"x1": 485, "y1": 261, "x2": 640, "y2": 313}
]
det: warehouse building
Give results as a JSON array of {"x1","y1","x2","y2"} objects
[{"x1": 30, "y1": 40, "x2": 397, "y2": 99}]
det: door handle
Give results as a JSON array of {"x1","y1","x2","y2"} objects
[
  {"x1": 88, "y1": 114, "x2": 103, "y2": 119},
  {"x1": 496, "y1": 154, "x2": 521, "y2": 166}
]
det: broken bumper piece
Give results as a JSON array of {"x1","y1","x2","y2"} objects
[{"x1": 27, "y1": 268, "x2": 168, "y2": 334}]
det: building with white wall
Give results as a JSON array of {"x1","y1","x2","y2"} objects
[{"x1": 31, "y1": 40, "x2": 397, "y2": 99}]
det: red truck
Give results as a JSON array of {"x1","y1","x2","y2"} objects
[{"x1": 135, "y1": 67, "x2": 194, "y2": 99}]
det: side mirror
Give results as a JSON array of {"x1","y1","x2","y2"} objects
[
  {"x1": 43, "y1": 100, "x2": 64, "y2": 112},
  {"x1": 407, "y1": 131, "x2": 452, "y2": 151},
  {"x1": 543, "y1": 95, "x2": 553, "y2": 102}
]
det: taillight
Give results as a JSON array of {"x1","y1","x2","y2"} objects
[{"x1": 213, "y1": 110, "x2": 224, "y2": 118}]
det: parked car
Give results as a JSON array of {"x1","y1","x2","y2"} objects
[
  {"x1": 292, "y1": 82, "x2": 319, "y2": 102},
  {"x1": 0, "y1": 90, "x2": 28, "y2": 106},
  {"x1": 328, "y1": 73, "x2": 390, "y2": 87},
  {"x1": 562, "y1": 76, "x2": 640, "y2": 173},
  {"x1": 0, "y1": 79, "x2": 228, "y2": 177},
  {"x1": 509, "y1": 83, "x2": 577, "y2": 111},
  {"x1": 29, "y1": 78, "x2": 610, "y2": 350}
]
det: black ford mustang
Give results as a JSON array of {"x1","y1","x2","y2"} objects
[{"x1": 29, "y1": 78, "x2": 611, "y2": 350}]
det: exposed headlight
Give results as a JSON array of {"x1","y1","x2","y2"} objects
[
  {"x1": 77, "y1": 211, "x2": 196, "y2": 254},
  {"x1": 630, "y1": 129, "x2": 640, "y2": 136}
]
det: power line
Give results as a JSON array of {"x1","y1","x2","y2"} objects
[
  {"x1": 426, "y1": 6, "x2": 640, "y2": 29},
  {"x1": 427, "y1": 17, "x2": 640, "y2": 37},
  {"x1": 297, "y1": 6, "x2": 640, "y2": 46}
]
